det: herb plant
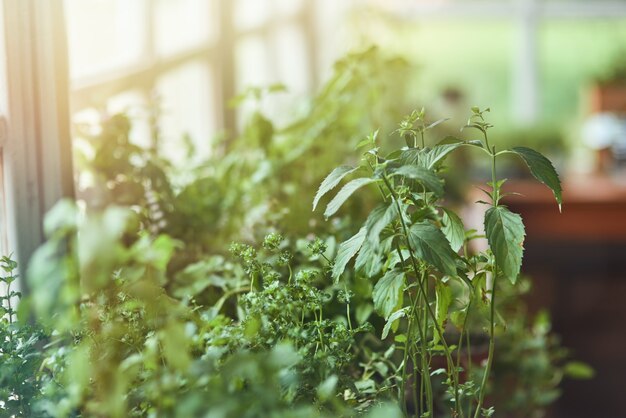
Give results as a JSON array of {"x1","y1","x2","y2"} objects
[
  {"x1": 313, "y1": 107, "x2": 562, "y2": 417},
  {"x1": 0, "y1": 256, "x2": 45, "y2": 416}
]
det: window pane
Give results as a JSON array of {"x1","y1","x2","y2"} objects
[
  {"x1": 65, "y1": 0, "x2": 148, "y2": 79},
  {"x1": 538, "y1": 18, "x2": 626, "y2": 123},
  {"x1": 235, "y1": 36, "x2": 273, "y2": 90},
  {"x1": 273, "y1": 24, "x2": 310, "y2": 94},
  {"x1": 107, "y1": 90, "x2": 152, "y2": 148},
  {"x1": 234, "y1": 0, "x2": 272, "y2": 31},
  {"x1": 274, "y1": 0, "x2": 304, "y2": 17},
  {"x1": 154, "y1": 0, "x2": 218, "y2": 57},
  {"x1": 156, "y1": 61, "x2": 217, "y2": 165}
]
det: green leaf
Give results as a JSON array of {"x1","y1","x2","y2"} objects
[
  {"x1": 373, "y1": 269, "x2": 405, "y2": 320},
  {"x1": 390, "y1": 165, "x2": 443, "y2": 196},
  {"x1": 367, "y1": 202, "x2": 398, "y2": 245},
  {"x1": 313, "y1": 165, "x2": 358, "y2": 211},
  {"x1": 433, "y1": 282, "x2": 452, "y2": 344},
  {"x1": 450, "y1": 309, "x2": 467, "y2": 330},
  {"x1": 354, "y1": 238, "x2": 382, "y2": 277},
  {"x1": 317, "y1": 375, "x2": 338, "y2": 401},
  {"x1": 332, "y1": 227, "x2": 367, "y2": 282},
  {"x1": 382, "y1": 307, "x2": 409, "y2": 340},
  {"x1": 408, "y1": 222, "x2": 458, "y2": 276},
  {"x1": 484, "y1": 206, "x2": 526, "y2": 284},
  {"x1": 511, "y1": 147, "x2": 562, "y2": 211},
  {"x1": 441, "y1": 208, "x2": 465, "y2": 252},
  {"x1": 324, "y1": 177, "x2": 376, "y2": 219},
  {"x1": 422, "y1": 138, "x2": 484, "y2": 169},
  {"x1": 563, "y1": 361, "x2": 595, "y2": 379},
  {"x1": 424, "y1": 143, "x2": 463, "y2": 169}
]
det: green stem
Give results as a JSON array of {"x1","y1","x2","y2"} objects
[
  {"x1": 473, "y1": 268, "x2": 497, "y2": 418},
  {"x1": 473, "y1": 140, "x2": 499, "y2": 418},
  {"x1": 420, "y1": 273, "x2": 433, "y2": 416},
  {"x1": 384, "y1": 174, "x2": 461, "y2": 416},
  {"x1": 346, "y1": 303, "x2": 352, "y2": 331},
  {"x1": 396, "y1": 246, "x2": 431, "y2": 417}
]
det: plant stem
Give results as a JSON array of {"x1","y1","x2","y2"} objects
[
  {"x1": 383, "y1": 174, "x2": 461, "y2": 416},
  {"x1": 473, "y1": 142, "x2": 499, "y2": 418},
  {"x1": 473, "y1": 268, "x2": 497, "y2": 418},
  {"x1": 396, "y1": 246, "x2": 432, "y2": 417},
  {"x1": 346, "y1": 302, "x2": 353, "y2": 331}
]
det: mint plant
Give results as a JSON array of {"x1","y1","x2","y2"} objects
[{"x1": 314, "y1": 107, "x2": 562, "y2": 417}]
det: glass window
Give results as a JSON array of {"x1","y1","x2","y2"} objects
[
  {"x1": 273, "y1": 24, "x2": 310, "y2": 94},
  {"x1": 156, "y1": 61, "x2": 217, "y2": 165},
  {"x1": 65, "y1": 0, "x2": 148, "y2": 79},
  {"x1": 107, "y1": 90, "x2": 152, "y2": 148},
  {"x1": 235, "y1": 35, "x2": 274, "y2": 89},
  {"x1": 154, "y1": 0, "x2": 218, "y2": 57},
  {"x1": 234, "y1": 0, "x2": 272, "y2": 31},
  {"x1": 538, "y1": 18, "x2": 626, "y2": 122},
  {"x1": 274, "y1": 0, "x2": 305, "y2": 17}
]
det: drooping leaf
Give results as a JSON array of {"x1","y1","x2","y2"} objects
[
  {"x1": 423, "y1": 143, "x2": 463, "y2": 170},
  {"x1": 433, "y1": 282, "x2": 453, "y2": 344},
  {"x1": 422, "y1": 138, "x2": 484, "y2": 169},
  {"x1": 484, "y1": 206, "x2": 526, "y2": 284},
  {"x1": 324, "y1": 177, "x2": 376, "y2": 219},
  {"x1": 332, "y1": 226, "x2": 367, "y2": 282},
  {"x1": 354, "y1": 238, "x2": 383, "y2": 277},
  {"x1": 385, "y1": 248, "x2": 410, "y2": 271},
  {"x1": 450, "y1": 308, "x2": 468, "y2": 330},
  {"x1": 313, "y1": 165, "x2": 358, "y2": 211},
  {"x1": 367, "y1": 202, "x2": 398, "y2": 245},
  {"x1": 373, "y1": 269, "x2": 405, "y2": 319},
  {"x1": 382, "y1": 307, "x2": 409, "y2": 339},
  {"x1": 390, "y1": 165, "x2": 443, "y2": 196},
  {"x1": 441, "y1": 208, "x2": 465, "y2": 252},
  {"x1": 408, "y1": 222, "x2": 458, "y2": 276},
  {"x1": 511, "y1": 147, "x2": 562, "y2": 211}
]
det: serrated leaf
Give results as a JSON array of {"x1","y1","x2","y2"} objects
[
  {"x1": 484, "y1": 206, "x2": 526, "y2": 284},
  {"x1": 423, "y1": 143, "x2": 463, "y2": 169},
  {"x1": 511, "y1": 147, "x2": 562, "y2": 211},
  {"x1": 332, "y1": 226, "x2": 367, "y2": 282},
  {"x1": 355, "y1": 238, "x2": 382, "y2": 277},
  {"x1": 367, "y1": 202, "x2": 398, "y2": 245},
  {"x1": 313, "y1": 165, "x2": 358, "y2": 211},
  {"x1": 441, "y1": 208, "x2": 465, "y2": 252},
  {"x1": 373, "y1": 269, "x2": 405, "y2": 320},
  {"x1": 324, "y1": 177, "x2": 376, "y2": 219},
  {"x1": 390, "y1": 165, "x2": 443, "y2": 196},
  {"x1": 433, "y1": 282, "x2": 452, "y2": 344},
  {"x1": 382, "y1": 307, "x2": 409, "y2": 340},
  {"x1": 408, "y1": 222, "x2": 458, "y2": 276}
]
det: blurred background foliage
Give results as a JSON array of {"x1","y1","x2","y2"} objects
[{"x1": 3, "y1": 1, "x2": 623, "y2": 416}]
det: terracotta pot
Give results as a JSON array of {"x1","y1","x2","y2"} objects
[{"x1": 589, "y1": 82, "x2": 626, "y2": 114}]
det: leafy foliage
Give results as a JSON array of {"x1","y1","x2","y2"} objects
[
  {"x1": 2, "y1": 49, "x2": 588, "y2": 418},
  {"x1": 0, "y1": 256, "x2": 46, "y2": 417},
  {"x1": 484, "y1": 206, "x2": 526, "y2": 284},
  {"x1": 510, "y1": 147, "x2": 563, "y2": 211},
  {"x1": 315, "y1": 106, "x2": 567, "y2": 417}
]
